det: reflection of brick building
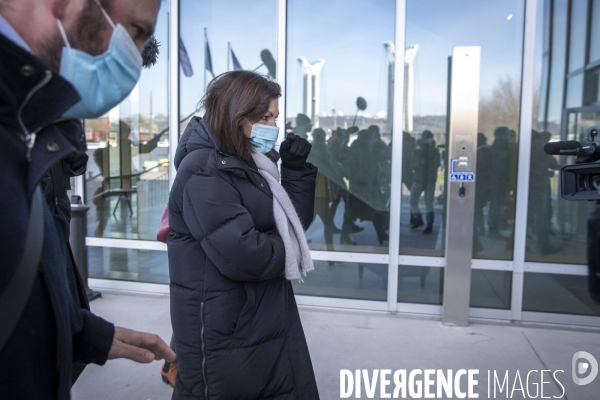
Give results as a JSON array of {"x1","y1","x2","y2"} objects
[{"x1": 85, "y1": 118, "x2": 110, "y2": 142}]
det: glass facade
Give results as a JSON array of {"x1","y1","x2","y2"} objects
[
  {"x1": 293, "y1": 261, "x2": 388, "y2": 301},
  {"x1": 89, "y1": 247, "x2": 169, "y2": 284},
  {"x1": 81, "y1": 0, "x2": 600, "y2": 326},
  {"x1": 527, "y1": 0, "x2": 600, "y2": 267},
  {"x1": 85, "y1": 3, "x2": 170, "y2": 241},
  {"x1": 179, "y1": 0, "x2": 277, "y2": 129},
  {"x1": 523, "y1": 273, "x2": 600, "y2": 315},
  {"x1": 287, "y1": 0, "x2": 395, "y2": 254},
  {"x1": 524, "y1": 0, "x2": 600, "y2": 318},
  {"x1": 402, "y1": 0, "x2": 525, "y2": 260}
]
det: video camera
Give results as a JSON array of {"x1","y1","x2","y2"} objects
[{"x1": 544, "y1": 128, "x2": 600, "y2": 302}]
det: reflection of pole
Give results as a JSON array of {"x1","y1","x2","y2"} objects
[
  {"x1": 404, "y1": 45, "x2": 419, "y2": 133},
  {"x1": 204, "y1": 28, "x2": 207, "y2": 90},
  {"x1": 332, "y1": 108, "x2": 337, "y2": 130},
  {"x1": 298, "y1": 57, "x2": 325, "y2": 127},
  {"x1": 352, "y1": 110, "x2": 359, "y2": 126},
  {"x1": 384, "y1": 41, "x2": 395, "y2": 132},
  {"x1": 227, "y1": 42, "x2": 230, "y2": 72}
]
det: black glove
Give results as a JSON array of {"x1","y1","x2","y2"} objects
[
  {"x1": 279, "y1": 133, "x2": 311, "y2": 170},
  {"x1": 65, "y1": 151, "x2": 89, "y2": 175}
]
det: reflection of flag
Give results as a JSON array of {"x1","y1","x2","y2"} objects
[
  {"x1": 179, "y1": 37, "x2": 193, "y2": 77},
  {"x1": 231, "y1": 46, "x2": 243, "y2": 70},
  {"x1": 204, "y1": 28, "x2": 214, "y2": 78}
]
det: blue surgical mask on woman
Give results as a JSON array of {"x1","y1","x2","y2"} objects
[
  {"x1": 247, "y1": 120, "x2": 280, "y2": 154},
  {"x1": 56, "y1": 0, "x2": 142, "y2": 119}
]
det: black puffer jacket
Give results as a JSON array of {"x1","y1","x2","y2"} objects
[{"x1": 168, "y1": 117, "x2": 319, "y2": 399}]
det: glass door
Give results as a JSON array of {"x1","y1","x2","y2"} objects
[{"x1": 398, "y1": 0, "x2": 526, "y2": 310}]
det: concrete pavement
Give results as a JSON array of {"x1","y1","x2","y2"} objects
[{"x1": 72, "y1": 291, "x2": 600, "y2": 399}]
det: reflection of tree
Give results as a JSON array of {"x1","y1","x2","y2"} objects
[
  {"x1": 479, "y1": 75, "x2": 542, "y2": 137},
  {"x1": 478, "y1": 76, "x2": 520, "y2": 135}
]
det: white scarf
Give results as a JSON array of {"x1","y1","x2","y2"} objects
[{"x1": 252, "y1": 151, "x2": 314, "y2": 282}]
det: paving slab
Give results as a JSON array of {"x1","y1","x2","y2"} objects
[{"x1": 72, "y1": 292, "x2": 600, "y2": 400}]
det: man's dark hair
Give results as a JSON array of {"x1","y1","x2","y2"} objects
[
  {"x1": 202, "y1": 71, "x2": 281, "y2": 161},
  {"x1": 142, "y1": 36, "x2": 160, "y2": 68}
]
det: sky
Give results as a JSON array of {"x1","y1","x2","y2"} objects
[
  {"x1": 126, "y1": 0, "x2": 529, "y2": 120},
  {"x1": 179, "y1": 0, "x2": 277, "y2": 117},
  {"x1": 288, "y1": 0, "x2": 526, "y2": 118},
  {"x1": 126, "y1": 4, "x2": 169, "y2": 119}
]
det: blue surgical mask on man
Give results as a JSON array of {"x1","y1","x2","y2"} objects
[
  {"x1": 56, "y1": 0, "x2": 142, "y2": 119},
  {"x1": 247, "y1": 119, "x2": 280, "y2": 154}
]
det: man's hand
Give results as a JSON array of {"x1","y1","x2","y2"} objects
[{"x1": 108, "y1": 326, "x2": 176, "y2": 363}]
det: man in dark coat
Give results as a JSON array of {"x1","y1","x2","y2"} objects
[
  {"x1": 409, "y1": 130, "x2": 440, "y2": 234},
  {"x1": 488, "y1": 126, "x2": 512, "y2": 235},
  {"x1": 308, "y1": 128, "x2": 340, "y2": 250},
  {"x1": 0, "y1": 1, "x2": 175, "y2": 398},
  {"x1": 168, "y1": 117, "x2": 319, "y2": 399}
]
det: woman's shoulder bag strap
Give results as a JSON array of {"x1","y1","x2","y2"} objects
[{"x1": 0, "y1": 185, "x2": 45, "y2": 352}]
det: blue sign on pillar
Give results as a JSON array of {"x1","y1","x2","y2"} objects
[{"x1": 449, "y1": 159, "x2": 475, "y2": 182}]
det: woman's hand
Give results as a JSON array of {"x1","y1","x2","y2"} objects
[{"x1": 279, "y1": 133, "x2": 311, "y2": 170}]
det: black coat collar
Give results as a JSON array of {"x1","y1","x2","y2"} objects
[
  {"x1": 0, "y1": 33, "x2": 81, "y2": 137},
  {"x1": 0, "y1": 33, "x2": 85, "y2": 193}
]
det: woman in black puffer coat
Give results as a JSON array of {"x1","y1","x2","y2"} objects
[{"x1": 167, "y1": 71, "x2": 320, "y2": 399}]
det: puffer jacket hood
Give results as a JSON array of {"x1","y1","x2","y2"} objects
[{"x1": 174, "y1": 117, "x2": 217, "y2": 170}]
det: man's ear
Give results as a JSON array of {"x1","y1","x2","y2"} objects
[{"x1": 47, "y1": 0, "x2": 71, "y2": 19}]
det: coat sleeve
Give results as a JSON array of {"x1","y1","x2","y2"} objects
[
  {"x1": 182, "y1": 170, "x2": 285, "y2": 281},
  {"x1": 281, "y1": 163, "x2": 318, "y2": 230},
  {"x1": 71, "y1": 309, "x2": 115, "y2": 365}
]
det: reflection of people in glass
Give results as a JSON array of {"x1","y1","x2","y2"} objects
[
  {"x1": 529, "y1": 130, "x2": 559, "y2": 254},
  {"x1": 92, "y1": 148, "x2": 109, "y2": 237},
  {"x1": 474, "y1": 133, "x2": 493, "y2": 236},
  {"x1": 488, "y1": 126, "x2": 512, "y2": 236},
  {"x1": 369, "y1": 125, "x2": 389, "y2": 197},
  {"x1": 308, "y1": 128, "x2": 340, "y2": 250},
  {"x1": 402, "y1": 131, "x2": 416, "y2": 191},
  {"x1": 343, "y1": 129, "x2": 388, "y2": 244},
  {"x1": 293, "y1": 112, "x2": 312, "y2": 139},
  {"x1": 327, "y1": 128, "x2": 352, "y2": 222},
  {"x1": 409, "y1": 130, "x2": 440, "y2": 234},
  {"x1": 168, "y1": 71, "x2": 319, "y2": 399}
]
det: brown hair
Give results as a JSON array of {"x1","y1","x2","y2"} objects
[{"x1": 202, "y1": 71, "x2": 281, "y2": 160}]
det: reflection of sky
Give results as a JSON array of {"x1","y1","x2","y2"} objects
[
  {"x1": 146, "y1": 0, "x2": 528, "y2": 119},
  {"x1": 287, "y1": 0, "x2": 396, "y2": 118},
  {"x1": 131, "y1": 4, "x2": 169, "y2": 117},
  {"x1": 179, "y1": 0, "x2": 277, "y2": 116},
  {"x1": 407, "y1": 0, "x2": 524, "y2": 116},
  {"x1": 287, "y1": 0, "x2": 525, "y2": 118}
]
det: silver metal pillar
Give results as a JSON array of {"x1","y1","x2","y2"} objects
[{"x1": 442, "y1": 46, "x2": 481, "y2": 326}]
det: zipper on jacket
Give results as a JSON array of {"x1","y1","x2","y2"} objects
[
  {"x1": 17, "y1": 70, "x2": 53, "y2": 162},
  {"x1": 200, "y1": 301, "x2": 208, "y2": 399}
]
